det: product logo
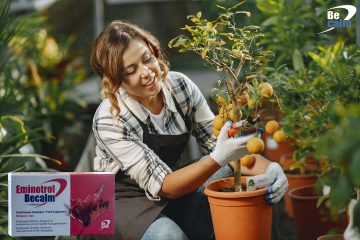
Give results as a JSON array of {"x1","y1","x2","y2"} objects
[
  {"x1": 319, "y1": 5, "x2": 357, "y2": 34},
  {"x1": 248, "y1": 179, "x2": 255, "y2": 187},
  {"x1": 100, "y1": 219, "x2": 111, "y2": 230},
  {"x1": 16, "y1": 178, "x2": 67, "y2": 207}
]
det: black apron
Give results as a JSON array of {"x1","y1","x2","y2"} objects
[{"x1": 115, "y1": 95, "x2": 192, "y2": 240}]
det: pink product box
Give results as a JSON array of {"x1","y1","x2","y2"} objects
[{"x1": 8, "y1": 172, "x2": 115, "y2": 237}]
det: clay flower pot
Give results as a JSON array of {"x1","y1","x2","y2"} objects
[
  {"x1": 204, "y1": 177, "x2": 272, "y2": 240},
  {"x1": 285, "y1": 173, "x2": 318, "y2": 218},
  {"x1": 290, "y1": 185, "x2": 348, "y2": 240},
  {"x1": 263, "y1": 135, "x2": 295, "y2": 163}
]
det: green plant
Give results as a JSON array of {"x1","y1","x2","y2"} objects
[
  {"x1": 316, "y1": 104, "x2": 360, "y2": 229},
  {"x1": 169, "y1": 2, "x2": 279, "y2": 191},
  {"x1": 269, "y1": 41, "x2": 360, "y2": 169},
  {"x1": 2, "y1": 8, "x2": 89, "y2": 172},
  {"x1": 13, "y1": 26, "x2": 87, "y2": 169},
  {"x1": 0, "y1": 1, "x2": 59, "y2": 238},
  {"x1": 255, "y1": 0, "x2": 356, "y2": 71}
]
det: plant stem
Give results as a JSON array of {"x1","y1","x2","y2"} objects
[{"x1": 226, "y1": 76, "x2": 243, "y2": 192}]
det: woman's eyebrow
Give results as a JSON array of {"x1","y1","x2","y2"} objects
[{"x1": 123, "y1": 49, "x2": 149, "y2": 69}]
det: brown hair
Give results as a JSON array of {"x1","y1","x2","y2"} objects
[{"x1": 90, "y1": 20, "x2": 169, "y2": 118}]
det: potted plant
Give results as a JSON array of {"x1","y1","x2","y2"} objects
[
  {"x1": 266, "y1": 40, "x2": 359, "y2": 220},
  {"x1": 169, "y1": 3, "x2": 281, "y2": 239},
  {"x1": 274, "y1": 41, "x2": 360, "y2": 239},
  {"x1": 315, "y1": 103, "x2": 360, "y2": 240}
]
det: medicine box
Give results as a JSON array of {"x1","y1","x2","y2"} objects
[{"x1": 8, "y1": 172, "x2": 114, "y2": 237}]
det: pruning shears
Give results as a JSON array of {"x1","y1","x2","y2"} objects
[{"x1": 228, "y1": 119, "x2": 264, "y2": 138}]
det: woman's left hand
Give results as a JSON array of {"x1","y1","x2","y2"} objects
[{"x1": 264, "y1": 162, "x2": 288, "y2": 204}]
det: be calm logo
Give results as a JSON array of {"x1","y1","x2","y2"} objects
[{"x1": 318, "y1": 5, "x2": 357, "y2": 34}]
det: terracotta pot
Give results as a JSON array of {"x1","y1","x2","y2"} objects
[
  {"x1": 285, "y1": 173, "x2": 318, "y2": 218},
  {"x1": 290, "y1": 185, "x2": 348, "y2": 240},
  {"x1": 204, "y1": 177, "x2": 272, "y2": 240},
  {"x1": 317, "y1": 234, "x2": 344, "y2": 240},
  {"x1": 263, "y1": 135, "x2": 295, "y2": 162}
]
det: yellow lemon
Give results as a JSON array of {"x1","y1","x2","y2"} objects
[
  {"x1": 241, "y1": 154, "x2": 255, "y2": 168},
  {"x1": 213, "y1": 128, "x2": 220, "y2": 137},
  {"x1": 228, "y1": 109, "x2": 242, "y2": 121},
  {"x1": 247, "y1": 98, "x2": 257, "y2": 108},
  {"x1": 273, "y1": 130, "x2": 286, "y2": 143},
  {"x1": 247, "y1": 137, "x2": 265, "y2": 154},
  {"x1": 237, "y1": 92, "x2": 249, "y2": 106},
  {"x1": 212, "y1": 115, "x2": 224, "y2": 131},
  {"x1": 216, "y1": 95, "x2": 226, "y2": 106},
  {"x1": 265, "y1": 120, "x2": 280, "y2": 135},
  {"x1": 219, "y1": 106, "x2": 229, "y2": 120},
  {"x1": 259, "y1": 82, "x2": 274, "y2": 98}
]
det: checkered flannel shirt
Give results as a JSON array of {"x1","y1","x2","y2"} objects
[{"x1": 93, "y1": 71, "x2": 216, "y2": 201}]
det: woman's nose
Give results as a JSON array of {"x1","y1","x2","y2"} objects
[{"x1": 140, "y1": 65, "x2": 151, "y2": 78}]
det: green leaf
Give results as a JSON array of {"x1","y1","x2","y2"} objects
[
  {"x1": 0, "y1": 154, "x2": 61, "y2": 165},
  {"x1": 261, "y1": 16, "x2": 278, "y2": 27},
  {"x1": 201, "y1": 48, "x2": 208, "y2": 59},
  {"x1": 350, "y1": 149, "x2": 360, "y2": 186},
  {"x1": 292, "y1": 49, "x2": 305, "y2": 71},
  {"x1": 330, "y1": 175, "x2": 353, "y2": 210},
  {"x1": 256, "y1": 0, "x2": 280, "y2": 15},
  {"x1": 229, "y1": 1, "x2": 247, "y2": 11},
  {"x1": 353, "y1": 201, "x2": 360, "y2": 231},
  {"x1": 216, "y1": 5, "x2": 227, "y2": 11},
  {"x1": 317, "y1": 194, "x2": 329, "y2": 208}
]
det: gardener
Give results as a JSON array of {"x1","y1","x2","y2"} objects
[{"x1": 91, "y1": 20, "x2": 288, "y2": 240}]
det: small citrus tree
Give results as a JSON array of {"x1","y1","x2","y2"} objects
[{"x1": 169, "y1": 2, "x2": 279, "y2": 191}]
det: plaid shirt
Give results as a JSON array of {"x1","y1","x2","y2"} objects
[{"x1": 93, "y1": 71, "x2": 216, "y2": 201}]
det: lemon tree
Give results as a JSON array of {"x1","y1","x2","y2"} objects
[{"x1": 169, "y1": 2, "x2": 280, "y2": 191}]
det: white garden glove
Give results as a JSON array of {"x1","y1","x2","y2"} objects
[
  {"x1": 265, "y1": 162, "x2": 288, "y2": 204},
  {"x1": 210, "y1": 121, "x2": 257, "y2": 167}
]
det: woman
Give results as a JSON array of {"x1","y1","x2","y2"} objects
[{"x1": 91, "y1": 20, "x2": 288, "y2": 240}]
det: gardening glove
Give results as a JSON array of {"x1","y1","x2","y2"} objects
[
  {"x1": 265, "y1": 162, "x2": 288, "y2": 204},
  {"x1": 210, "y1": 121, "x2": 257, "y2": 167}
]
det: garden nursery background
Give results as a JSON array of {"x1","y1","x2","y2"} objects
[{"x1": 1, "y1": 0, "x2": 360, "y2": 239}]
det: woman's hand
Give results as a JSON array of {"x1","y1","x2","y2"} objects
[
  {"x1": 210, "y1": 121, "x2": 257, "y2": 167},
  {"x1": 265, "y1": 162, "x2": 288, "y2": 204}
]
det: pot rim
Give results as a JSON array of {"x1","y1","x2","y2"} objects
[
  {"x1": 204, "y1": 177, "x2": 268, "y2": 199},
  {"x1": 289, "y1": 184, "x2": 319, "y2": 200}
]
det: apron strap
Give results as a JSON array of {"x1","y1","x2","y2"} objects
[{"x1": 170, "y1": 94, "x2": 192, "y2": 133}]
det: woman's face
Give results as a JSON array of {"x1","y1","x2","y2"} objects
[{"x1": 121, "y1": 39, "x2": 162, "y2": 100}]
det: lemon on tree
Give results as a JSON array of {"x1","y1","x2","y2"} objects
[
  {"x1": 259, "y1": 82, "x2": 274, "y2": 98},
  {"x1": 265, "y1": 120, "x2": 280, "y2": 135},
  {"x1": 273, "y1": 129, "x2": 286, "y2": 143},
  {"x1": 246, "y1": 137, "x2": 265, "y2": 154},
  {"x1": 241, "y1": 154, "x2": 255, "y2": 168}
]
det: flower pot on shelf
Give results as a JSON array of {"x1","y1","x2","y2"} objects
[
  {"x1": 204, "y1": 177, "x2": 272, "y2": 240},
  {"x1": 285, "y1": 173, "x2": 318, "y2": 218},
  {"x1": 290, "y1": 185, "x2": 348, "y2": 240}
]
